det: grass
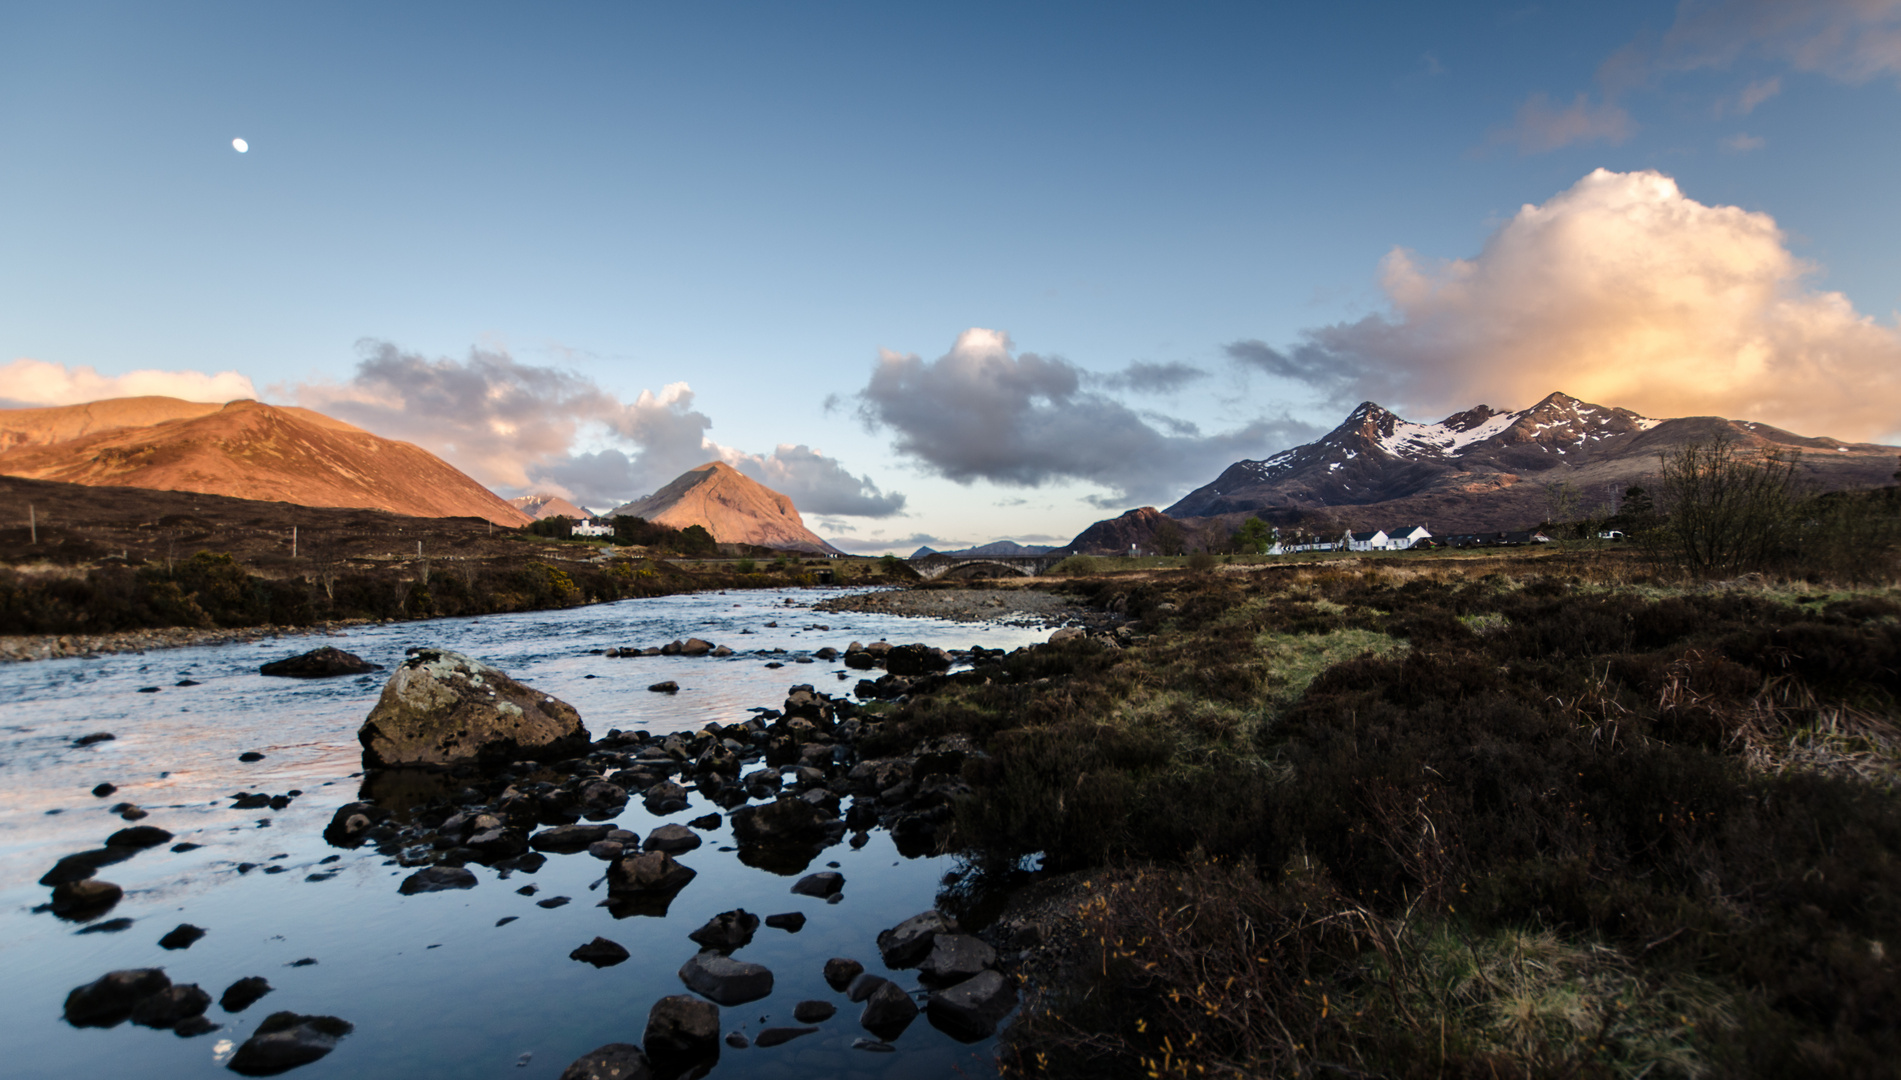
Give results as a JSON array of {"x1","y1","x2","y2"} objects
[{"x1": 873, "y1": 549, "x2": 1901, "y2": 1077}]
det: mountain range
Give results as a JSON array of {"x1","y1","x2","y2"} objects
[
  {"x1": 908, "y1": 539, "x2": 1058, "y2": 560},
  {"x1": 509, "y1": 494, "x2": 588, "y2": 521},
  {"x1": 0, "y1": 397, "x2": 531, "y2": 526},
  {"x1": 609, "y1": 461, "x2": 838, "y2": 554},
  {"x1": 1067, "y1": 392, "x2": 1899, "y2": 551}
]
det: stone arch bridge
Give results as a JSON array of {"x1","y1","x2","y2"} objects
[{"x1": 911, "y1": 553, "x2": 1069, "y2": 580}]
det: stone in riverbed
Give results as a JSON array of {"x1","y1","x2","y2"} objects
[
  {"x1": 260, "y1": 647, "x2": 381, "y2": 679},
  {"x1": 106, "y1": 825, "x2": 174, "y2": 849},
  {"x1": 917, "y1": 933, "x2": 997, "y2": 984},
  {"x1": 569, "y1": 937, "x2": 631, "y2": 967},
  {"x1": 859, "y1": 981, "x2": 917, "y2": 1039},
  {"x1": 398, "y1": 866, "x2": 477, "y2": 894},
  {"x1": 227, "y1": 1012, "x2": 353, "y2": 1075},
  {"x1": 764, "y1": 912, "x2": 806, "y2": 933},
  {"x1": 875, "y1": 909, "x2": 955, "y2": 968},
  {"x1": 643, "y1": 994, "x2": 720, "y2": 1058},
  {"x1": 790, "y1": 871, "x2": 842, "y2": 898},
  {"x1": 220, "y1": 977, "x2": 272, "y2": 1013},
  {"x1": 130, "y1": 983, "x2": 211, "y2": 1029},
  {"x1": 51, "y1": 878, "x2": 122, "y2": 918},
  {"x1": 606, "y1": 851, "x2": 696, "y2": 897},
  {"x1": 158, "y1": 923, "x2": 207, "y2": 950},
  {"x1": 926, "y1": 969, "x2": 1019, "y2": 1042},
  {"x1": 753, "y1": 1026, "x2": 819, "y2": 1047},
  {"x1": 64, "y1": 968, "x2": 171, "y2": 1027},
  {"x1": 39, "y1": 847, "x2": 136, "y2": 886},
  {"x1": 529, "y1": 823, "x2": 613, "y2": 852},
  {"x1": 686, "y1": 909, "x2": 759, "y2": 953},
  {"x1": 558, "y1": 1043, "x2": 653, "y2": 1080},
  {"x1": 678, "y1": 949, "x2": 774, "y2": 1005},
  {"x1": 642, "y1": 781, "x2": 690, "y2": 815},
  {"x1": 823, "y1": 957, "x2": 864, "y2": 991},
  {"x1": 792, "y1": 1000, "x2": 835, "y2": 1023},
  {"x1": 729, "y1": 796, "x2": 839, "y2": 845},
  {"x1": 356, "y1": 648, "x2": 589, "y2": 769},
  {"x1": 642, "y1": 823, "x2": 701, "y2": 854}
]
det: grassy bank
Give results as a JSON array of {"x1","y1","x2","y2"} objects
[{"x1": 873, "y1": 551, "x2": 1899, "y2": 1077}]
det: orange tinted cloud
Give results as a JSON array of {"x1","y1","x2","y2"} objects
[
  {"x1": 0, "y1": 358, "x2": 257, "y2": 407},
  {"x1": 1292, "y1": 168, "x2": 1901, "y2": 441}
]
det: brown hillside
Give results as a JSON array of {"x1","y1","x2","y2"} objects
[
  {"x1": 612, "y1": 461, "x2": 838, "y2": 553},
  {"x1": 0, "y1": 397, "x2": 530, "y2": 527},
  {"x1": 510, "y1": 494, "x2": 587, "y2": 520}
]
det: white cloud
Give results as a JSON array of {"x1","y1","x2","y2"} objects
[
  {"x1": 1271, "y1": 168, "x2": 1901, "y2": 441},
  {"x1": 1660, "y1": 0, "x2": 1901, "y2": 84},
  {"x1": 1721, "y1": 132, "x2": 1767, "y2": 151},
  {"x1": 1734, "y1": 75, "x2": 1783, "y2": 113},
  {"x1": 0, "y1": 358, "x2": 257, "y2": 407}
]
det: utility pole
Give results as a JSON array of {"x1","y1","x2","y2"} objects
[
  {"x1": 29, "y1": 504, "x2": 36, "y2": 544},
  {"x1": 292, "y1": 526, "x2": 298, "y2": 558}
]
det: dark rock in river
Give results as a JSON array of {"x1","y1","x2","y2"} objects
[
  {"x1": 927, "y1": 969, "x2": 1019, "y2": 1042},
  {"x1": 260, "y1": 646, "x2": 382, "y2": 678},
  {"x1": 823, "y1": 957, "x2": 864, "y2": 991},
  {"x1": 678, "y1": 949, "x2": 774, "y2": 1005},
  {"x1": 642, "y1": 823, "x2": 701, "y2": 854},
  {"x1": 918, "y1": 933, "x2": 997, "y2": 985},
  {"x1": 643, "y1": 994, "x2": 720, "y2": 1058},
  {"x1": 106, "y1": 825, "x2": 174, "y2": 849},
  {"x1": 74, "y1": 732, "x2": 115, "y2": 747},
  {"x1": 51, "y1": 878, "x2": 123, "y2": 918},
  {"x1": 569, "y1": 936, "x2": 631, "y2": 967},
  {"x1": 91, "y1": 782, "x2": 117, "y2": 797},
  {"x1": 884, "y1": 643, "x2": 951, "y2": 676},
  {"x1": 730, "y1": 796, "x2": 840, "y2": 845},
  {"x1": 39, "y1": 846, "x2": 136, "y2": 886},
  {"x1": 558, "y1": 1043, "x2": 653, "y2": 1080},
  {"x1": 764, "y1": 912, "x2": 806, "y2": 933},
  {"x1": 399, "y1": 866, "x2": 478, "y2": 894},
  {"x1": 158, "y1": 923, "x2": 207, "y2": 950},
  {"x1": 174, "y1": 1014, "x2": 221, "y2": 1037},
  {"x1": 859, "y1": 980, "x2": 918, "y2": 1039},
  {"x1": 130, "y1": 983, "x2": 211, "y2": 1029},
  {"x1": 606, "y1": 850, "x2": 696, "y2": 897},
  {"x1": 356, "y1": 648, "x2": 589, "y2": 769},
  {"x1": 754, "y1": 1026, "x2": 819, "y2": 1047},
  {"x1": 846, "y1": 972, "x2": 893, "y2": 1003},
  {"x1": 239, "y1": 751, "x2": 266, "y2": 762},
  {"x1": 530, "y1": 823, "x2": 612, "y2": 852},
  {"x1": 642, "y1": 781, "x2": 690, "y2": 815},
  {"x1": 647, "y1": 681, "x2": 680, "y2": 693},
  {"x1": 876, "y1": 910, "x2": 956, "y2": 968},
  {"x1": 220, "y1": 976, "x2": 273, "y2": 1013},
  {"x1": 227, "y1": 1012, "x2": 353, "y2": 1075},
  {"x1": 792, "y1": 1000, "x2": 836, "y2": 1023},
  {"x1": 790, "y1": 871, "x2": 843, "y2": 898},
  {"x1": 686, "y1": 909, "x2": 759, "y2": 953},
  {"x1": 65, "y1": 968, "x2": 171, "y2": 1027}
]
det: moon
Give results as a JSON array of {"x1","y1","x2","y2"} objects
[{"x1": 232, "y1": 138, "x2": 249, "y2": 153}]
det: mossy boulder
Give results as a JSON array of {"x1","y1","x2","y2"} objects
[{"x1": 357, "y1": 648, "x2": 588, "y2": 769}]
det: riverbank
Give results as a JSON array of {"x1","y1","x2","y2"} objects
[
  {"x1": 813, "y1": 584, "x2": 1109, "y2": 630},
  {"x1": 0, "y1": 621, "x2": 363, "y2": 662}
]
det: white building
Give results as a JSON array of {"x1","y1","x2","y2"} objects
[{"x1": 572, "y1": 519, "x2": 614, "y2": 538}]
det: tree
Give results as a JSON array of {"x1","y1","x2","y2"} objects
[
  {"x1": 1152, "y1": 518, "x2": 1185, "y2": 556},
  {"x1": 1656, "y1": 429, "x2": 1798, "y2": 576},
  {"x1": 1235, "y1": 518, "x2": 1273, "y2": 554},
  {"x1": 677, "y1": 525, "x2": 718, "y2": 556}
]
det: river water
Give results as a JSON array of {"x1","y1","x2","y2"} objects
[{"x1": 0, "y1": 587, "x2": 1057, "y2": 1079}]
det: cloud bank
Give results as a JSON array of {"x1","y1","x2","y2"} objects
[
  {"x1": 0, "y1": 358, "x2": 257, "y2": 408},
  {"x1": 853, "y1": 328, "x2": 1313, "y2": 505},
  {"x1": 290, "y1": 341, "x2": 904, "y2": 515},
  {"x1": 1244, "y1": 168, "x2": 1901, "y2": 441}
]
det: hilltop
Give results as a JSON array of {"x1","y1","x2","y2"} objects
[
  {"x1": 0, "y1": 397, "x2": 530, "y2": 526},
  {"x1": 610, "y1": 461, "x2": 838, "y2": 554}
]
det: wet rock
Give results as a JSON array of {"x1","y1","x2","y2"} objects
[
  {"x1": 754, "y1": 1026, "x2": 819, "y2": 1047},
  {"x1": 260, "y1": 646, "x2": 381, "y2": 678},
  {"x1": 678, "y1": 638, "x2": 715, "y2": 656},
  {"x1": 587, "y1": 840, "x2": 624, "y2": 861},
  {"x1": 686, "y1": 909, "x2": 759, "y2": 953},
  {"x1": 606, "y1": 850, "x2": 696, "y2": 897},
  {"x1": 823, "y1": 958, "x2": 864, "y2": 991},
  {"x1": 763, "y1": 912, "x2": 805, "y2": 933},
  {"x1": 239, "y1": 751, "x2": 267, "y2": 762},
  {"x1": 884, "y1": 644, "x2": 951, "y2": 676},
  {"x1": 220, "y1": 977, "x2": 272, "y2": 1013},
  {"x1": 39, "y1": 847, "x2": 135, "y2": 886},
  {"x1": 227, "y1": 1012, "x2": 353, "y2": 1076},
  {"x1": 557, "y1": 1043, "x2": 652, "y2": 1080},
  {"x1": 792, "y1": 1000, "x2": 836, "y2": 1023},
  {"x1": 399, "y1": 866, "x2": 478, "y2": 894},
  {"x1": 729, "y1": 796, "x2": 839, "y2": 845},
  {"x1": 537, "y1": 896, "x2": 571, "y2": 909},
  {"x1": 724, "y1": 1032, "x2": 749, "y2": 1049},
  {"x1": 790, "y1": 871, "x2": 843, "y2": 898},
  {"x1": 356, "y1": 648, "x2": 589, "y2": 769},
  {"x1": 75, "y1": 917, "x2": 134, "y2": 935},
  {"x1": 688, "y1": 813, "x2": 722, "y2": 830},
  {"x1": 174, "y1": 1014, "x2": 221, "y2": 1037},
  {"x1": 642, "y1": 781, "x2": 690, "y2": 815},
  {"x1": 643, "y1": 994, "x2": 720, "y2": 1058},
  {"x1": 846, "y1": 972, "x2": 893, "y2": 1003},
  {"x1": 918, "y1": 933, "x2": 997, "y2": 985},
  {"x1": 64, "y1": 968, "x2": 171, "y2": 1027},
  {"x1": 104, "y1": 824, "x2": 173, "y2": 849},
  {"x1": 158, "y1": 923, "x2": 207, "y2": 950},
  {"x1": 569, "y1": 936, "x2": 631, "y2": 967},
  {"x1": 131, "y1": 983, "x2": 211, "y2": 1029},
  {"x1": 859, "y1": 980, "x2": 917, "y2": 1038},
  {"x1": 51, "y1": 878, "x2": 122, "y2": 918},
  {"x1": 579, "y1": 780, "x2": 627, "y2": 816},
  {"x1": 678, "y1": 949, "x2": 774, "y2": 1005},
  {"x1": 643, "y1": 824, "x2": 702, "y2": 854},
  {"x1": 74, "y1": 732, "x2": 116, "y2": 747},
  {"x1": 91, "y1": 783, "x2": 117, "y2": 797},
  {"x1": 321, "y1": 801, "x2": 388, "y2": 848},
  {"x1": 926, "y1": 969, "x2": 1018, "y2": 1042},
  {"x1": 647, "y1": 681, "x2": 679, "y2": 694},
  {"x1": 850, "y1": 1037, "x2": 896, "y2": 1052},
  {"x1": 529, "y1": 823, "x2": 612, "y2": 852},
  {"x1": 875, "y1": 910, "x2": 955, "y2": 968},
  {"x1": 117, "y1": 804, "x2": 148, "y2": 821}
]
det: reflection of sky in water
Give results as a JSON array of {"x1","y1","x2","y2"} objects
[{"x1": 0, "y1": 587, "x2": 1051, "y2": 1079}]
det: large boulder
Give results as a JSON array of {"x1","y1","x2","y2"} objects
[
  {"x1": 678, "y1": 950, "x2": 774, "y2": 1005},
  {"x1": 227, "y1": 1012, "x2": 353, "y2": 1075},
  {"x1": 607, "y1": 851, "x2": 696, "y2": 897},
  {"x1": 876, "y1": 910, "x2": 956, "y2": 968},
  {"x1": 884, "y1": 644, "x2": 951, "y2": 676},
  {"x1": 559, "y1": 1043, "x2": 653, "y2": 1080},
  {"x1": 729, "y1": 796, "x2": 840, "y2": 845},
  {"x1": 64, "y1": 968, "x2": 171, "y2": 1027},
  {"x1": 260, "y1": 647, "x2": 382, "y2": 679},
  {"x1": 643, "y1": 995, "x2": 720, "y2": 1059},
  {"x1": 356, "y1": 649, "x2": 589, "y2": 769},
  {"x1": 926, "y1": 970, "x2": 1018, "y2": 1042}
]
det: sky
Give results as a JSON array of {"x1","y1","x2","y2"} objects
[{"x1": 3, "y1": 1, "x2": 1900, "y2": 553}]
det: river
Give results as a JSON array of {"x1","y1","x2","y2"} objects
[{"x1": 0, "y1": 587, "x2": 1057, "y2": 1079}]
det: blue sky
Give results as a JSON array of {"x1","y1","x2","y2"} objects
[{"x1": 4, "y1": 1, "x2": 1899, "y2": 551}]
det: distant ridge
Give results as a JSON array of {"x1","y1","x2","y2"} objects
[
  {"x1": 0, "y1": 397, "x2": 532, "y2": 526},
  {"x1": 609, "y1": 461, "x2": 838, "y2": 554},
  {"x1": 909, "y1": 539, "x2": 1057, "y2": 559},
  {"x1": 509, "y1": 494, "x2": 587, "y2": 521}
]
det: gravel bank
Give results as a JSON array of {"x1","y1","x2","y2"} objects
[
  {"x1": 0, "y1": 623, "x2": 358, "y2": 663},
  {"x1": 813, "y1": 586, "x2": 1108, "y2": 629}
]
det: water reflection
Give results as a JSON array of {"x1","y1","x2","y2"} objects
[{"x1": 0, "y1": 587, "x2": 1050, "y2": 1079}]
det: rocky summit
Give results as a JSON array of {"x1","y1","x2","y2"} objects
[
  {"x1": 356, "y1": 648, "x2": 589, "y2": 768},
  {"x1": 609, "y1": 461, "x2": 839, "y2": 554}
]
